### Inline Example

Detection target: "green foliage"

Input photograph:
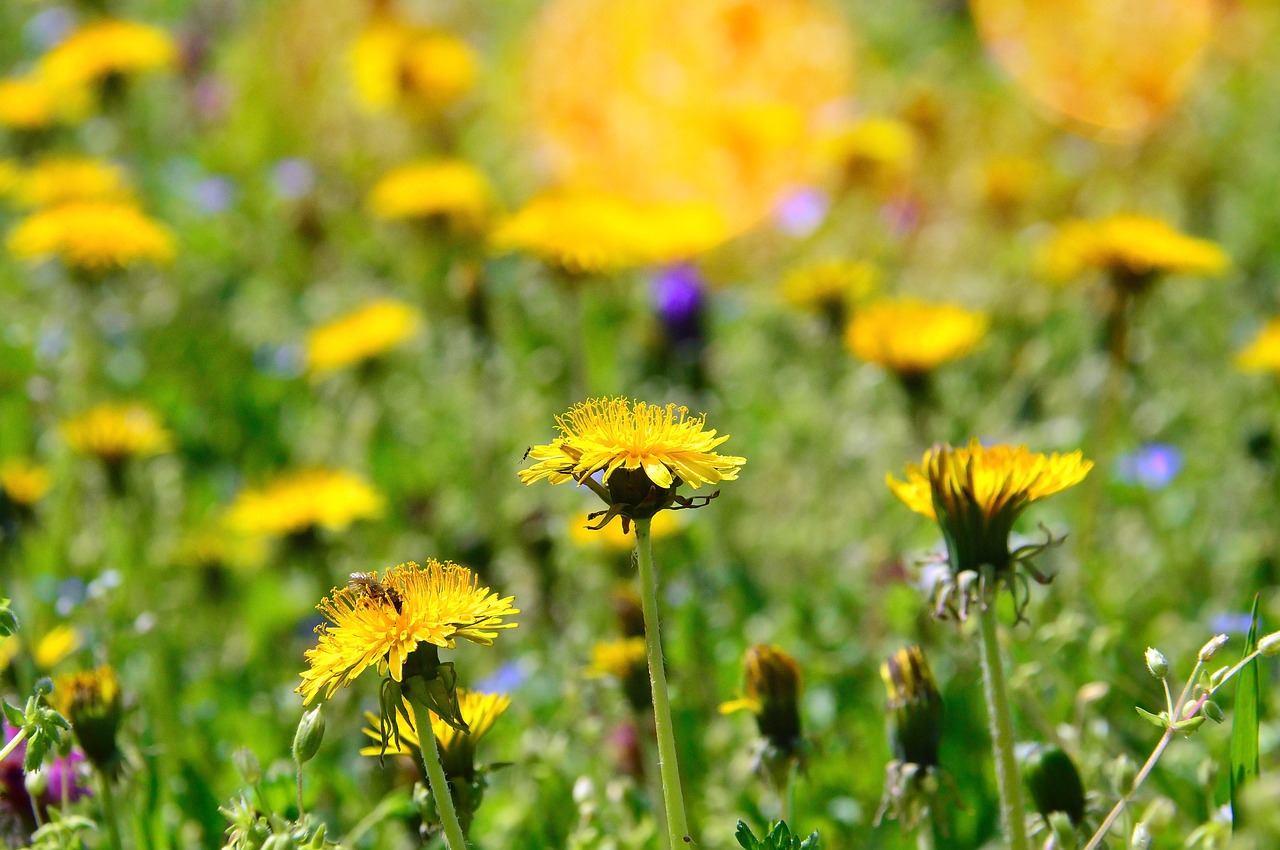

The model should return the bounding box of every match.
[734,820,821,850]
[1230,596,1263,829]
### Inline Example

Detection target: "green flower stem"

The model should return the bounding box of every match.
[635,517,692,848]
[411,695,470,850]
[976,600,1029,850]
[0,727,27,763]
[96,770,125,850]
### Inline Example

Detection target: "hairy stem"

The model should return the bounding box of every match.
[976,601,1029,850]
[411,697,470,850]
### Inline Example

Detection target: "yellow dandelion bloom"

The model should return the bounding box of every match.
[719,645,803,754]
[35,625,82,670]
[361,689,510,771]
[1042,214,1228,284]
[11,157,131,209]
[568,508,681,551]
[520,398,745,494]
[174,523,267,571]
[62,403,171,462]
[223,468,383,538]
[819,117,917,190]
[367,160,490,225]
[348,15,476,113]
[492,192,728,275]
[305,299,420,373]
[586,637,647,680]
[0,458,52,506]
[51,665,124,769]
[0,76,61,129]
[7,201,174,271]
[1237,318,1280,373]
[845,299,988,376]
[39,19,177,92]
[781,260,879,312]
[979,155,1041,214]
[298,560,518,705]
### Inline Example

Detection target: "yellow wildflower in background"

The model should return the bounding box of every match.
[11,157,131,208]
[39,19,177,93]
[1042,214,1227,285]
[52,666,124,770]
[7,201,174,271]
[223,468,383,538]
[348,14,476,113]
[361,689,511,764]
[1237,318,1280,373]
[568,509,681,551]
[62,403,171,462]
[782,260,879,313]
[492,192,728,275]
[979,155,1042,215]
[367,160,490,226]
[587,637,648,680]
[0,76,75,130]
[297,560,518,705]
[0,458,52,506]
[305,299,420,373]
[0,626,82,673]
[174,523,267,571]
[819,117,917,191]
[845,299,988,377]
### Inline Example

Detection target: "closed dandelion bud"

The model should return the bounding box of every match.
[1259,631,1280,657]
[724,645,803,755]
[292,706,325,765]
[1198,634,1229,663]
[1144,647,1168,679]
[1047,811,1079,850]
[1131,822,1152,849]
[881,646,943,769]
[52,666,123,772]
[1201,700,1225,724]
[1023,744,1086,827]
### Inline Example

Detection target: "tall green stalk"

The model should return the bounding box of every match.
[411,696,470,850]
[976,601,1029,850]
[635,517,692,848]
[96,771,125,850]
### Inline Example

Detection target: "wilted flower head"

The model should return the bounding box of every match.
[51,666,124,772]
[1042,214,1227,288]
[62,403,171,464]
[348,14,476,113]
[305,299,420,374]
[1236,318,1280,373]
[39,19,176,93]
[881,646,943,770]
[223,468,383,538]
[7,201,174,272]
[367,160,490,227]
[845,299,988,378]
[520,398,745,529]
[719,644,803,756]
[10,157,131,209]
[0,459,52,508]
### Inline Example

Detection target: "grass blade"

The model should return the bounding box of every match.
[1229,594,1262,831]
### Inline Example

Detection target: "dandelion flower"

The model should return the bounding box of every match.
[720,645,804,787]
[11,157,131,209]
[781,259,879,325]
[877,645,944,828]
[224,468,382,538]
[587,637,650,711]
[846,299,988,378]
[0,76,68,130]
[819,117,917,191]
[492,192,728,275]
[51,666,124,771]
[39,19,177,93]
[297,560,518,705]
[62,403,171,463]
[367,160,490,226]
[1237,318,1280,373]
[979,155,1041,215]
[1042,214,1227,287]
[348,15,476,113]
[305,300,420,373]
[361,689,510,768]
[0,459,52,507]
[568,509,681,551]
[8,201,174,271]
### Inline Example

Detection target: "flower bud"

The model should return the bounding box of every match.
[24,767,49,799]
[1047,811,1078,850]
[1198,634,1229,663]
[51,666,123,772]
[1144,648,1168,679]
[1131,822,1152,849]
[722,645,803,755]
[1259,631,1280,657]
[1023,744,1086,827]
[1108,754,1137,796]
[292,706,325,765]
[1201,700,1225,724]
[881,646,943,769]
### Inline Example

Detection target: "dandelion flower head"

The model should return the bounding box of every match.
[361,689,510,773]
[781,259,879,312]
[348,15,476,113]
[62,404,171,462]
[0,75,81,130]
[297,561,518,705]
[10,157,131,209]
[586,637,648,681]
[7,201,174,271]
[0,459,52,507]
[38,19,177,92]
[1042,214,1227,284]
[819,117,917,189]
[224,468,383,538]
[845,299,988,377]
[367,160,490,226]
[305,299,420,373]
[1237,318,1280,373]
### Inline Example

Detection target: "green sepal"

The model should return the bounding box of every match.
[1134,706,1167,728]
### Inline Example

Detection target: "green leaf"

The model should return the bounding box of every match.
[1229,595,1262,832]
[733,821,820,850]
[1134,706,1167,728]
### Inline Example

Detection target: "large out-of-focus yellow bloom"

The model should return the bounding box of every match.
[1236,318,1280,373]
[7,201,174,271]
[298,561,518,705]
[819,117,917,190]
[62,404,172,463]
[367,160,490,226]
[971,0,1212,137]
[224,468,383,538]
[525,0,852,234]
[888,440,1091,574]
[10,157,131,208]
[845,299,988,377]
[348,14,476,113]
[305,300,420,373]
[39,19,177,93]
[0,75,85,129]
[491,192,728,275]
[0,458,52,506]
[1042,214,1228,285]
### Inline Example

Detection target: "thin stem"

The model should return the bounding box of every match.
[0,727,28,763]
[976,600,1030,850]
[96,770,125,850]
[410,697,470,850]
[784,760,796,827]
[295,757,305,818]
[346,793,410,846]
[635,517,692,848]
[1081,730,1172,850]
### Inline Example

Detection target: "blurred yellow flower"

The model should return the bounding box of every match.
[298,560,518,705]
[174,523,267,571]
[0,76,74,130]
[781,260,879,313]
[367,160,490,226]
[845,299,988,377]
[568,508,681,551]
[819,117,917,190]
[492,192,728,275]
[719,644,804,757]
[11,157,131,209]
[979,155,1041,214]
[306,299,420,373]
[62,403,172,463]
[526,0,852,234]
[0,160,18,196]
[586,637,647,680]
[51,665,124,769]
[0,458,52,506]
[1042,214,1228,285]
[34,625,82,669]
[39,19,177,93]
[348,15,476,113]
[361,689,510,768]
[7,201,175,271]
[224,468,383,538]
[1236,318,1280,373]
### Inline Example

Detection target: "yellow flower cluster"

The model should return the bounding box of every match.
[223,468,383,538]
[348,14,476,113]
[1042,214,1227,284]
[62,403,172,462]
[845,299,988,376]
[0,458,52,506]
[367,160,490,226]
[305,299,420,373]
[7,201,174,271]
